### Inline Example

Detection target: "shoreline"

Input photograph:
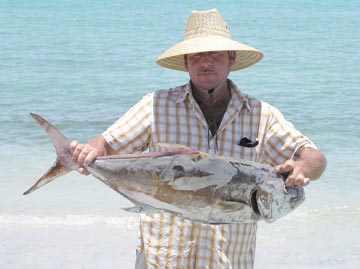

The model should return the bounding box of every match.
[1,210,358,269]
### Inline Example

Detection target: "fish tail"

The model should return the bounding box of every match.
[23,113,74,195]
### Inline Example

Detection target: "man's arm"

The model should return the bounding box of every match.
[276,147,327,187]
[70,135,116,175]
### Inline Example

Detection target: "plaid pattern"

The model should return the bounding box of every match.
[103,80,316,268]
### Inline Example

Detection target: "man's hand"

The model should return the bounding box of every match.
[276,159,311,187]
[276,147,327,187]
[70,140,100,175]
[69,135,114,175]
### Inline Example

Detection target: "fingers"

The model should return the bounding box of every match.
[70,140,98,175]
[83,148,100,168]
[276,160,311,187]
[78,167,90,175]
[285,173,311,187]
[70,140,78,154]
[276,159,294,174]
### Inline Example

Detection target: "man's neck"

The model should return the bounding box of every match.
[191,83,231,109]
[191,81,232,136]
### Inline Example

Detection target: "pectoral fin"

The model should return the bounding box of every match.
[171,177,217,191]
[217,201,249,212]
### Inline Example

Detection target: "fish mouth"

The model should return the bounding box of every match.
[293,187,306,203]
[250,190,261,216]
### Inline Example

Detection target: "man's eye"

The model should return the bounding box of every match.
[209,51,224,57]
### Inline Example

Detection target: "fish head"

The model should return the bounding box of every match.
[255,179,305,223]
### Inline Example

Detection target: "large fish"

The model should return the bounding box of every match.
[24,113,305,223]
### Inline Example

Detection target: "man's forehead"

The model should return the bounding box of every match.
[186,51,232,56]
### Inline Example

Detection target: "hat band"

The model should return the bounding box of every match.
[185,28,231,40]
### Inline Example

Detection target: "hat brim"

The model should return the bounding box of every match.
[156,36,264,72]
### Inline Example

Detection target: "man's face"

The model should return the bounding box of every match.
[184,51,235,91]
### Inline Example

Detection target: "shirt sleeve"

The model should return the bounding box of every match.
[261,102,317,166]
[102,92,154,153]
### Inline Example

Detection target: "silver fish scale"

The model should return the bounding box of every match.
[88,153,303,223]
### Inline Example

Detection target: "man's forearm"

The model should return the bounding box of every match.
[298,147,327,180]
[88,135,117,156]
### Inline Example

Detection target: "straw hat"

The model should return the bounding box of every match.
[156,9,264,72]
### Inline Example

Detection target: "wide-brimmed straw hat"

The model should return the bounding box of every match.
[156,9,264,72]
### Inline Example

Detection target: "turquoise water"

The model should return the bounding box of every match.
[1,1,359,268]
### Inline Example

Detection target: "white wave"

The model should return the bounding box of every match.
[0,214,139,229]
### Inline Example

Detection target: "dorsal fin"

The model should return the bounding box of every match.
[155,143,198,154]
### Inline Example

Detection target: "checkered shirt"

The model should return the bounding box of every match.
[102,80,316,269]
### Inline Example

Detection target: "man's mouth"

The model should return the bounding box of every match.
[199,69,216,75]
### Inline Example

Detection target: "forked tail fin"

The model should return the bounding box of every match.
[23,113,75,195]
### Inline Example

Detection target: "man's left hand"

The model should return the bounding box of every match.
[276,159,311,187]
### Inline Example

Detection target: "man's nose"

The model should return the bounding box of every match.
[200,53,213,66]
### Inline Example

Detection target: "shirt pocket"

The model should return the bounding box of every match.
[231,144,258,161]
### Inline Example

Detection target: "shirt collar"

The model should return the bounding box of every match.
[175,79,251,112]
[175,82,193,104]
[227,79,251,112]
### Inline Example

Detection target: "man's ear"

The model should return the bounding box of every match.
[184,55,189,70]
[229,51,236,67]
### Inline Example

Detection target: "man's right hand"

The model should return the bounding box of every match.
[69,135,116,175]
[70,140,100,175]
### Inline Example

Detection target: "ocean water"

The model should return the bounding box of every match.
[1,0,359,268]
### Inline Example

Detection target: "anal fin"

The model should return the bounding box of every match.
[122,203,158,214]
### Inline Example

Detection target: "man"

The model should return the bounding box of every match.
[71,9,326,269]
